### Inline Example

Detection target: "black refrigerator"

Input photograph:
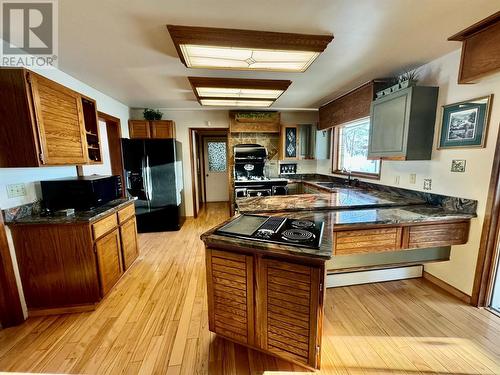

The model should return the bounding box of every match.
[121,138,185,232]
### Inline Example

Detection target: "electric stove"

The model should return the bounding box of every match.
[215,214,324,249]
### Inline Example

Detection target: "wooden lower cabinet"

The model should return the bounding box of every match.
[120,217,139,270]
[206,248,325,369]
[10,202,138,314]
[333,221,470,255]
[96,228,123,296]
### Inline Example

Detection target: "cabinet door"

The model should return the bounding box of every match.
[206,249,254,346]
[129,120,151,139]
[120,217,139,270]
[281,125,299,159]
[257,258,324,368]
[29,73,88,165]
[368,89,411,158]
[95,228,123,296]
[151,120,175,139]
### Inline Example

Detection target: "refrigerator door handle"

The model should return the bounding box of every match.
[146,155,153,201]
[142,156,149,200]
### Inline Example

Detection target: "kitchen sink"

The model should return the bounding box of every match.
[315,181,349,189]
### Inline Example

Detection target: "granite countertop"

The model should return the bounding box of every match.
[236,189,424,213]
[6,198,135,225]
[201,205,476,261]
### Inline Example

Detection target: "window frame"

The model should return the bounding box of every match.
[331,117,381,180]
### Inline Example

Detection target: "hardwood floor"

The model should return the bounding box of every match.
[0,202,499,374]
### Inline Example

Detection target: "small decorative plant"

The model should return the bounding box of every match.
[143,108,163,121]
[398,69,419,88]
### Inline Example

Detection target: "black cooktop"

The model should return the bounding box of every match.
[215,214,324,249]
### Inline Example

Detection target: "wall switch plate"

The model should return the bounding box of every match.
[6,183,27,198]
[409,173,416,184]
[394,176,400,185]
[423,179,432,191]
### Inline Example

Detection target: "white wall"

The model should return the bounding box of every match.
[318,49,500,295]
[130,109,319,216]
[0,67,130,209]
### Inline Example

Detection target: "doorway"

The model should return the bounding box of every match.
[189,128,229,218]
[203,137,229,203]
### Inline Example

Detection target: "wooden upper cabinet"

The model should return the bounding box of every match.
[0,68,100,167]
[129,120,151,138]
[151,120,175,138]
[448,12,500,83]
[29,73,88,165]
[129,120,176,139]
[95,228,123,296]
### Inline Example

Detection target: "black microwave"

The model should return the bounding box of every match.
[41,175,123,211]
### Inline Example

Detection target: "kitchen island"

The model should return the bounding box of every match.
[201,186,476,369]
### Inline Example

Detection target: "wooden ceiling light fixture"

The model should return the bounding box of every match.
[188,77,292,107]
[167,25,333,72]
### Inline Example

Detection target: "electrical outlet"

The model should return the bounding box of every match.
[6,183,27,198]
[423,179,432,191]
[394,176,400,185]
[409,173,416,184]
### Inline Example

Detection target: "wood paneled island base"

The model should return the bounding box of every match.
[204,246,326,370]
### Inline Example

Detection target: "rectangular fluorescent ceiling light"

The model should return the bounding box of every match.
[200,99,274,107]
[188,77,292,108]
[196,87,284,99]
[180,45,319,72]
[167,25,333,72]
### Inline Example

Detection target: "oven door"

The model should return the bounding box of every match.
[246,189,272,197]
[272,185,288,196]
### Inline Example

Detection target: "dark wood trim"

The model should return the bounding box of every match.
[167,25,333,67]
[331,123,381,180]
[97,111,120,123]
[448,11,500,41]
[0,212,25,327]
[188,128,198,218]
[423,271,471,304]
[472,122,500,307]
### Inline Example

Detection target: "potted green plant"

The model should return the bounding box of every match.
[398,69,419,89]
[143,108,163,121]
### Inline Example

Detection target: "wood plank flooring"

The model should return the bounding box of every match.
[0,202,499,374]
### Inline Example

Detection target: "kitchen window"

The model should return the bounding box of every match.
[332,117,381,178]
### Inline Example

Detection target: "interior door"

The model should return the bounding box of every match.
[204,137,229,202]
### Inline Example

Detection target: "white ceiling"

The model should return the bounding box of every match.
[58,0,499,110]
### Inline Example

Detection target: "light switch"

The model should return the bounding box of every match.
[394,176,400,185]
[409,173,416,184]
[6,183,27,198]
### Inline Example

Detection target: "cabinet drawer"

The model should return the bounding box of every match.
[92,214,118,240]
[117,204,135,224]
[334,227,402,255]
[406,222,469,249]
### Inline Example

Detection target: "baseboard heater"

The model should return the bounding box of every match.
[325,246,450,288]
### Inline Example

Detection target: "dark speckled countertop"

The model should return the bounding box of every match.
[201,205,476,260]
[236,189,424,214]
[6,198,135,225]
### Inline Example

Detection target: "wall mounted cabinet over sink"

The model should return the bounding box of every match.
[0,68,102,167]
[368,86,439,160]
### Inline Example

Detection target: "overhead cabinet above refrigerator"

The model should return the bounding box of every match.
[122,139,185,232]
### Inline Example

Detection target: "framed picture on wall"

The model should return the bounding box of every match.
[438,94,493,149]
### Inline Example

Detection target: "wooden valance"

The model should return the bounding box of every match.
[448,11,500,84]
[229,111,281,133]
[318,80,390,130]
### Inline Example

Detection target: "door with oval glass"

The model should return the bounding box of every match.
[203,137,229,202]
